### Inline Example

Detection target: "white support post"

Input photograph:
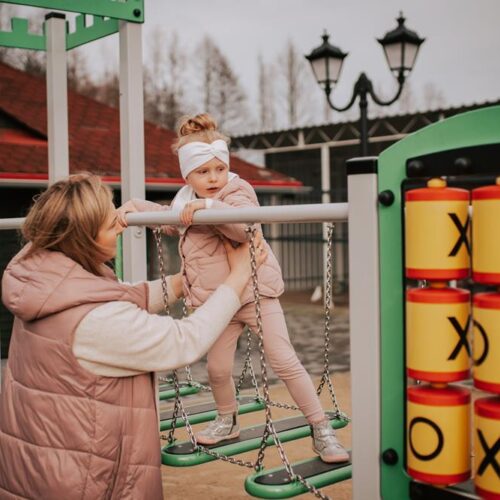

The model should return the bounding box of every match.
[347,168,381,500]
[321,144,331,305]
[119,21,147,282]
[45,13,69,184]
[268,194,281,262]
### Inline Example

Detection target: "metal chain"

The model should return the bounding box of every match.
[153,228,186,443]
[181,299,196,385]
[248,224,332,500]
[246,225,293,477]
[154,228,170,316]
[235,326,262,400]
[315,223,348,421]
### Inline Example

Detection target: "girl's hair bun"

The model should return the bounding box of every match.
[178,113,217,137]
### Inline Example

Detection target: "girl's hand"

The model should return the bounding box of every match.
[116,200,138,228]
[180,200,206,226]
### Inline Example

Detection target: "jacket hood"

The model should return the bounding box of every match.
[2,244,122,322]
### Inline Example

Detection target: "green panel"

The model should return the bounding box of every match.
[0,17,45,50]
[160,398,265,431]
[161,417,348,467]
[115,234,123,280]
[245,458,352,499]
[66,14,118,50]
[2,0,144,22]
[159,382,201,401]
[377,105,500,500]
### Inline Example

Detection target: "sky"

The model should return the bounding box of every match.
[138,0,500,112]
[11,0,500,128]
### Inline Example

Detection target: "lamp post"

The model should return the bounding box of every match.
[306,14,425,156]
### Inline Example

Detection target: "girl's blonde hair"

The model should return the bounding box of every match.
[22,173,114,276]
[172,113,230,153]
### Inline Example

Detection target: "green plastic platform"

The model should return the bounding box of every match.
[159,381,201,401]
[161,412,348,467]
[160,395,265,431]
[245,455,352,499]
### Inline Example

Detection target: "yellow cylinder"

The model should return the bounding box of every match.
[473,293,500,394]
[406,285,471,382]
[407,385,471,485]
[474,398,500,499]
[405,179,470,281]
[472,179,500,284]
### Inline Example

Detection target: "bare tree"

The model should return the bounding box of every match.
[257,53,277,131]
[143,28,188,129]
[67,49,96,94]
[423,82,446,110]
[195,35,251,134]
[396,80,417,114]
[276,39,318,128]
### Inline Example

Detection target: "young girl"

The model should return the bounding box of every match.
[118,114,348,463]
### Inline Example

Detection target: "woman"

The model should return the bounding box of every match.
[0,173,267,500]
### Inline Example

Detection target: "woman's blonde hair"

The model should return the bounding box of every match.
[22,173,114,276]
[172,113,230,153]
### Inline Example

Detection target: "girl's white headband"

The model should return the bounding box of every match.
[178,140,230,179]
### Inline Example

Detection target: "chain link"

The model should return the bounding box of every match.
[315,223,349,421]
[235,326,262,400]
[248,224,335,500]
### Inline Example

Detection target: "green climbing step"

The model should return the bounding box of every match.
[159,396,265,431]
[244,455,352,499]
[159,381,202,401]
[161,412,348,467]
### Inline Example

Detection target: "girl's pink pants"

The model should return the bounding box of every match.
[207,298,325,423]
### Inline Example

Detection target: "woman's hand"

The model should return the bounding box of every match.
[221,233,268,298]
[116,200,138,228]
[170,272,184,299]
[180,200,206,226]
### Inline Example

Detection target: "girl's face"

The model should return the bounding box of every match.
[96,204,124,262]
[186,157,229,198]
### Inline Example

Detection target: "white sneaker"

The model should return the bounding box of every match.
[195,412,240,445]
[311,419,349,463]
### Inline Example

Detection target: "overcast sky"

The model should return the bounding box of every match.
[14,0,500,127]
[136,0,500,112]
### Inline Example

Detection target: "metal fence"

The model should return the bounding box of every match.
[258,191,349,293]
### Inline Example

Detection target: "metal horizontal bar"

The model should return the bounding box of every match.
[126,203,348,226]
[0,218,24,230]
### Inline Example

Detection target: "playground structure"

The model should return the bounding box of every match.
[0,2,499,499]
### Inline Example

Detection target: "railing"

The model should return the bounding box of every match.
[125,203,348,225]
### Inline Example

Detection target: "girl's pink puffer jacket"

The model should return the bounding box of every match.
[133,176,284,308]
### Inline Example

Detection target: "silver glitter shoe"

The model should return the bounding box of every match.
[195,412,240,445]
[311,419,349,463]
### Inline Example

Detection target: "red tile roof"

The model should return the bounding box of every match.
[0,62,301,189]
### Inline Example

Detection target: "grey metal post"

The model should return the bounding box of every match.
[347,158,381,500]
[45,13,69,184]
[119,21,147,282]
[321,144,331,305]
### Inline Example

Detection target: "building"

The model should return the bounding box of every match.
[0,61,303,358]
[232,99,500,293]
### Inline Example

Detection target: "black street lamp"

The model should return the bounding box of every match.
[306,14,425,156]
